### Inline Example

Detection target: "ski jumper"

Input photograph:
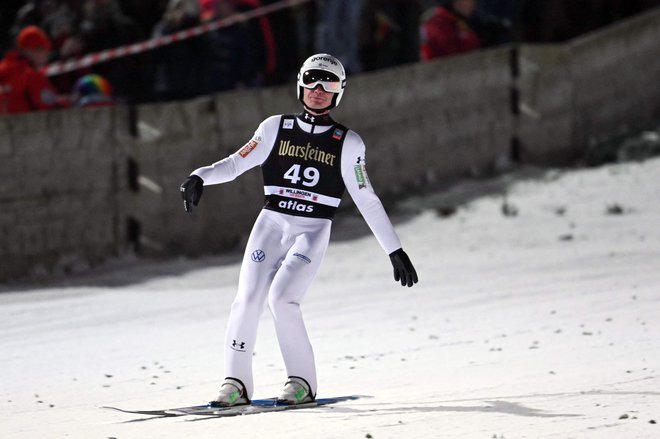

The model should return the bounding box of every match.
[192,113,402,398]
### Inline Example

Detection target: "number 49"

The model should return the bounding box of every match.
[283,164,320,187]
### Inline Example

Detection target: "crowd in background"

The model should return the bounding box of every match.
[1,0,659,114]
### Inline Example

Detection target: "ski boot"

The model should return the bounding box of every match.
[209,377,250,407]
[276,376,315,405]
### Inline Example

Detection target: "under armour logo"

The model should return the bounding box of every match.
[304,113,315,123]
[251,250,265,262]
[231,340,246,351]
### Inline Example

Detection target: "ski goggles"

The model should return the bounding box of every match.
[300,69,344,93]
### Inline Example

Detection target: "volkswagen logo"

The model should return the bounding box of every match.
[251,250,265,262]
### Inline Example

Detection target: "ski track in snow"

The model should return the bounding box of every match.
[1,158,659,438]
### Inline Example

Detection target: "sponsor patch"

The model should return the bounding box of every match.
[332,128,344,140]
[278,199,314,213]
[283,119,294,129]
[251,249,265,262]
[353,164,367,189]
[278,140,336,166]
[239,139,259,158]
[274,188,323,204]
[311,56,338,66]
[281,188,313,199]
[230,339,246,352]
[293,252,312,264]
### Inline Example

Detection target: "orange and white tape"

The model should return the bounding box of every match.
[45,0,310,77]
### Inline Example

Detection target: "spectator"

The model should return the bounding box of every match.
[315,0,363,74]
[118,0,168,36]
[0,25,68,114]
[235,0,281,86]
[152,0,209,100]
[199,0,215,21]
[261,0,308,84]
[43,2,81,59]
[10,1,43,41]
[73,73,114,107]
[361,0,422,71]
[79,0,145,101]
[43,2,87,94]
[420,0,480,61]
[203,0,265,92]
[473,0,515,47]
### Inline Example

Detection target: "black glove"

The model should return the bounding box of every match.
[180,175,204,213]
[389,248,418,288]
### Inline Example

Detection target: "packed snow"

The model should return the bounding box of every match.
[1,158,659,438]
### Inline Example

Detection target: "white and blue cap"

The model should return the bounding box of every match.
[297,53,346,110]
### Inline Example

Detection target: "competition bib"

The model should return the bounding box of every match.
[261,115,348,219]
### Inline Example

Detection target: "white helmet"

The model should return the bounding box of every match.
[297,53,346,110]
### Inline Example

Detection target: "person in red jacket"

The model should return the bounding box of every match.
[0,25,63,114]
[420,0,481,60]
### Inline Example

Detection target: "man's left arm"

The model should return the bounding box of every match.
[341,131,418,287]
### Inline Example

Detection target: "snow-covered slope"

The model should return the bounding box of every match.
[1,158,659,438]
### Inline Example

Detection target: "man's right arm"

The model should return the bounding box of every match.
[180,115,279,212]
[191,115,280,184]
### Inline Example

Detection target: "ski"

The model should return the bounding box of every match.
[170,395,361,417]
[103,395,361,418]
[102,405,204,417]
[102,400,276,417]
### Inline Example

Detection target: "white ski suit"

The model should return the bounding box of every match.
[192,112,402,398]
